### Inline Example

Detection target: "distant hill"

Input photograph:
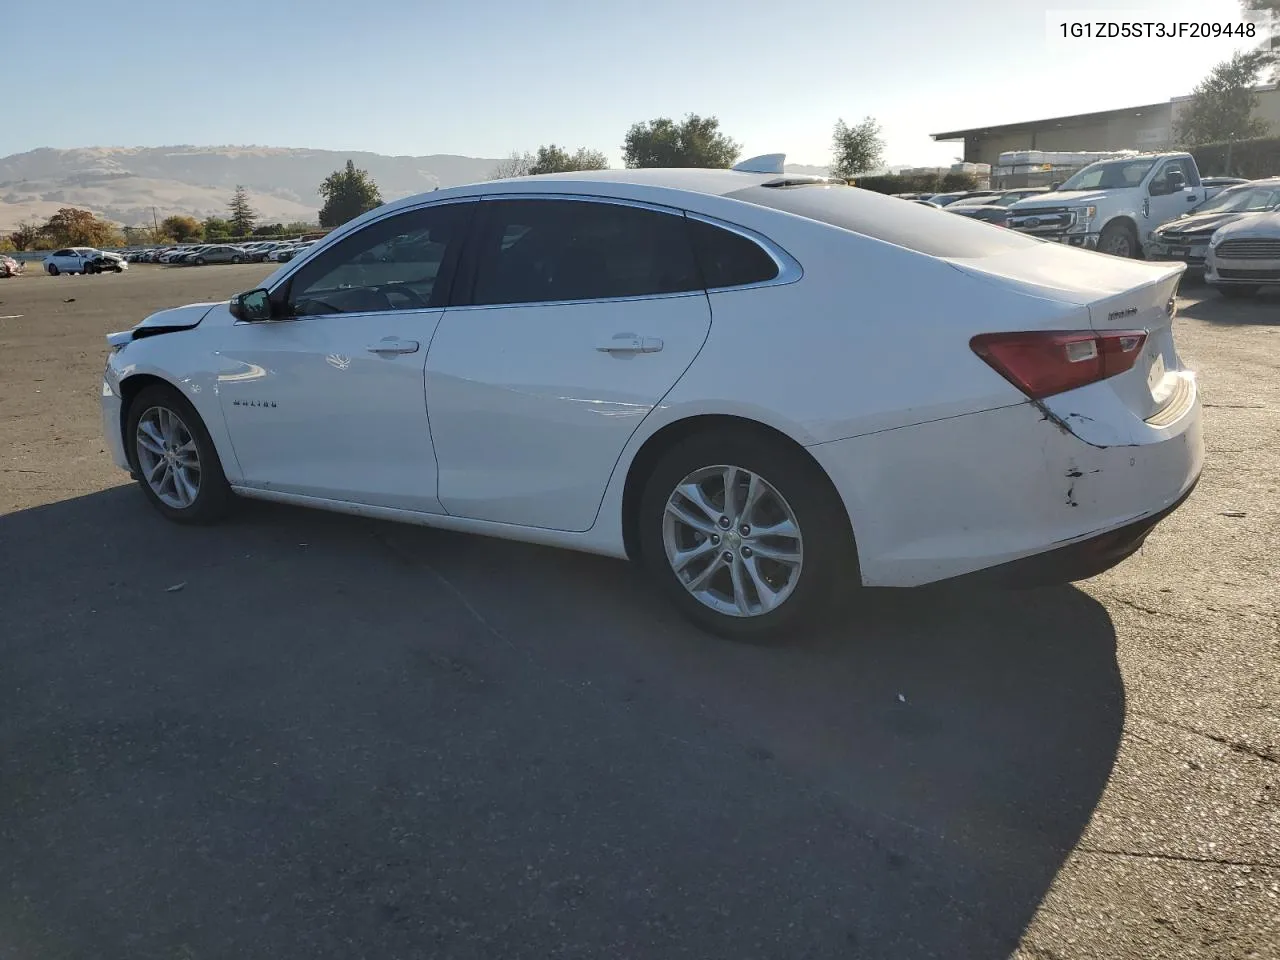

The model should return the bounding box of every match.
[0,146,505,230]
[0,147,836,231]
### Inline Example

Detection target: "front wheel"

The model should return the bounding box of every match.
[231,255,243,264]
[1218,285,1258,299]
[193,257,206,265]
[126,385,232,524]
[637,430,856,643]
[1098,221,1140,259]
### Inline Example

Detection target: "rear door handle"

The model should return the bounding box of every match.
[596,333,663,354]
[366,337,420,355]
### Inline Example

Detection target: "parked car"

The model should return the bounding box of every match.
[947,204,1012,226]
[244,242,281,263]
[1146,179,1280,269]
[189,245,249,265]
[158,247,194,263]
[1202,176,1250,199]
[954,188,1049,208]
[927,190,1001,207]
[0,254,23,277]
[1205,210,1280,298]
[101,158,1202,641]
[1007,152,1208,258]
[43,247,128,275]
[270,243,301,262]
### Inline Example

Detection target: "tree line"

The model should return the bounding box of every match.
[486,114,888,181]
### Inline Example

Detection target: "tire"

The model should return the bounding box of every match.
[47,264,59,276]
[1218,285,1258,299]
[194,257,206,266]
[231,256,243,264]
[114,265,124,273]
[84,263,97,275]
[637,429,857,643]
[1098,220,1140,259]
[125,384,232,524]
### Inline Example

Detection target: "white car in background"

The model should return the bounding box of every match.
[43,247,128,275]
[100,159,1203,641]
[1204,211,1280,299]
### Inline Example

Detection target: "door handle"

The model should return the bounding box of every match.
[596,333,663,354]
[1187,194,1197,202]
[366,337,420,355]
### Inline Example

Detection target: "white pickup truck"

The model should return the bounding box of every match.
[1006,152,1208,258]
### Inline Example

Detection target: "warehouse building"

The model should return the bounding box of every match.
[932,86,1280,166]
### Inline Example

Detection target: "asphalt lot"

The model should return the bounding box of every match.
[0,263,1277,960]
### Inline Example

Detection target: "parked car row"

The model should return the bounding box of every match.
[901,160,1280,298]
[124,239,319,265]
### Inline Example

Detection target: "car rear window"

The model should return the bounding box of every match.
[726,183,1041,258]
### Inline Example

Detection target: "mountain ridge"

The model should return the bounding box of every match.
[0,145,832,231]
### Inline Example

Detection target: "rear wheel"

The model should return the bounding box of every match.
[47,264,59,276]
[1098,220,1140,259]
[126,385,232,524]
[637,430,856,643]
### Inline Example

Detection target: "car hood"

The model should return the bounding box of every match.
[1008,190,1108,210]
[1212,211,1280,240]
[136,302,221,331]
[1154,210,1253,237]
[98,251,125,261]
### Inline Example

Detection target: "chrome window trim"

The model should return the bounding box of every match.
[266,191,804,310]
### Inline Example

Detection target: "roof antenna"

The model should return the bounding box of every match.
[732,154,786,174]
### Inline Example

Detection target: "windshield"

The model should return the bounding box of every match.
[1058,158,1158,191]
[1191,184,1280,215]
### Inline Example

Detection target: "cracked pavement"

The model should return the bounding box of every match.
[0,265,1276,959]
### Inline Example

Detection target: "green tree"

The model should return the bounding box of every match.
[161,215,203,242]
[7,220,41,251]
[1175,50,1274,146]
[228,185,256,235]
[318,159,383,228]
[203,216,233,240]
[527,144,609,174]
[830,117,885,179]
[40,208,122,247]
[622,114,741,169]
[283,220,318,234]
[253,223,284,237]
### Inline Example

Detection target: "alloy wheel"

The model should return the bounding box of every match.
[662,464,804,618]
[135,406,202,509]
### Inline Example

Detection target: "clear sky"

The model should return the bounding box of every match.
[0,0,1269,167]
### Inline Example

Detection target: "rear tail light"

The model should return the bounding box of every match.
[970,329,1148,400]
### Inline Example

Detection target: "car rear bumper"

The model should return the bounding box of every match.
[946,473,1200,588]
[808,388,1204,588]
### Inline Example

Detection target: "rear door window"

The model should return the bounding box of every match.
[467,199,701,306]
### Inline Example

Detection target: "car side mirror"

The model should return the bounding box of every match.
[1166,170,1186,193]
[1048,181,1061,191]
[229,288,272,322]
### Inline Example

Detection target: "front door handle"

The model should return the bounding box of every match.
[366,337,419,355]
[596,333,664,354]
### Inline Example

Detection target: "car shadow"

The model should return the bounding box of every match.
[1178,287,1280,325]
[0,488,1124,959]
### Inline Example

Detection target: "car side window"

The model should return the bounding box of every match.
[469,199,701,306]
[283,203,473,317]
[686,218,779,288]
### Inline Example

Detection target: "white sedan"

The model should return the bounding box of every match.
[44,247,128,275]
[100,158,1203,641]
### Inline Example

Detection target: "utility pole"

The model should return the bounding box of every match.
[152,206,160,242]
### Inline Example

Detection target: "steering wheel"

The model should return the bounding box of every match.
[370,284,430,309]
